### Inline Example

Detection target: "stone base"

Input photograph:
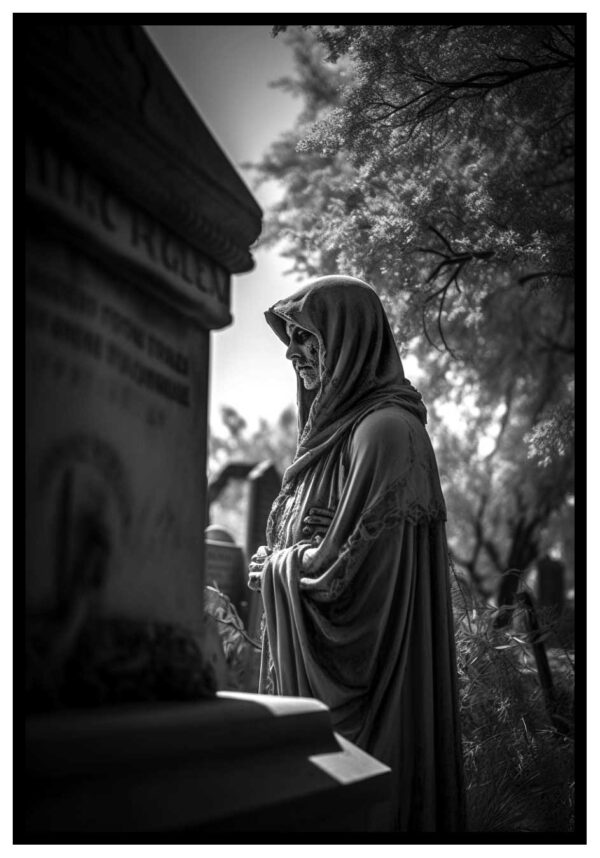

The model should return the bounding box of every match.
[23,691,392,834]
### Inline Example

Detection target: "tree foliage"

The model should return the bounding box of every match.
[249,24,576,603]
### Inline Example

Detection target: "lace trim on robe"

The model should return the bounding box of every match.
[299,462,447,603]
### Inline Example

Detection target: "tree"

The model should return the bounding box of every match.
[250,24,576,607]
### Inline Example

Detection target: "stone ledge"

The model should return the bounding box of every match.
[24,691,392,833]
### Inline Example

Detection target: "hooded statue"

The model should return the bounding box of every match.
[248,275,465,832]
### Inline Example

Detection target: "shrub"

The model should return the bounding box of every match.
[452,573,575,832]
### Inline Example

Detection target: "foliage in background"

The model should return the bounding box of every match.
[204,585,261,692]
[248,24,576,605]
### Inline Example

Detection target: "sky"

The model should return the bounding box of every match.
[145,25,306,433]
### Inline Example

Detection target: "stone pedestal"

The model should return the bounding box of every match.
[24,693,392,834]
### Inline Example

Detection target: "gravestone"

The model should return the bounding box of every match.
[206,459,282,637]
[24,23,261,707]
[205,525,248,620]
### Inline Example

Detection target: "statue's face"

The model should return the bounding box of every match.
[285,322,321,390]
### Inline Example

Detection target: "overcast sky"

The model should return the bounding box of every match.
[146,24,304,432]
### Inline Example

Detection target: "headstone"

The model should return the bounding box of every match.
[205,525,248,620]
[24,23,262,708]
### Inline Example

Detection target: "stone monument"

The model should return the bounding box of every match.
[24,24,262,708]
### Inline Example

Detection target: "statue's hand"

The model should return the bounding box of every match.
[249,544,272,574]
[302,506,335,546]
[301,545,318,570]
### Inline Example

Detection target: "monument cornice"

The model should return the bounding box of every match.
[24,24,262,276]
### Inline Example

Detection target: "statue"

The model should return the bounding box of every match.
[248,275,465,832]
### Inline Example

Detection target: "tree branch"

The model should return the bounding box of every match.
[483,381,515,463]
[428,223,455,254]
[552,24,575,49]
[418,226,494,356]
[518,270,573,285]
[483,538,504,572]
[426,59,574,92]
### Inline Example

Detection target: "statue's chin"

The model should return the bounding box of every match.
[300,375,319,390]
[298,369,319,390]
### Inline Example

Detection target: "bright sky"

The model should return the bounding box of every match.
[146,25,305,432]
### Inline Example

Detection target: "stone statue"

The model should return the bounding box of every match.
[248,275,465,832]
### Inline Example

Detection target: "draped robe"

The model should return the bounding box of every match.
[248,276,465,832]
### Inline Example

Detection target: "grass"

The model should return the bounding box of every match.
[451,575,575,832]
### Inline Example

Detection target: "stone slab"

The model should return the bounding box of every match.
[23,692,392,834]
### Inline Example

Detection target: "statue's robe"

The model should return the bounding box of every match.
[249,276,465,832]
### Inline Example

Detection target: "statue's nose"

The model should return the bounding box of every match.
[286,340,301,361]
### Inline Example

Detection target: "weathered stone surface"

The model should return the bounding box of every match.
[24,24,262,284]
[24,692,392,833]
[24,23,262,704]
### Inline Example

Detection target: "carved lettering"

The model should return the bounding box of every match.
[74,170,98,219]
[106,341,190,407]
[50,315,103,359]
[180,245,195,285]
[26,138,230,317]
[99,188,117,232]
[101,305,146,351]
[161,234,180,274]
[146,333,189,377]
[27,266,192,410]
[28,268,99,319]
[130,210,156,260]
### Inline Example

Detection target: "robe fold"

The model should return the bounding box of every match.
[249,275,465,832]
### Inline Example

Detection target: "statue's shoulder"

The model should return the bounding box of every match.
[352,406,445,516]
[350,405,419,455]
[355,404,419,435]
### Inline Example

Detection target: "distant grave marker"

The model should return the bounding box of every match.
[204,525,248,621]
[206,459,282,639]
